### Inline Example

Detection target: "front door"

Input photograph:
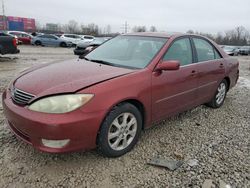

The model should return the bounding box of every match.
[152,37,198,122]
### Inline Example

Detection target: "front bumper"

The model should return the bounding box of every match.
[1,48,20,55]
[2,90,106,153]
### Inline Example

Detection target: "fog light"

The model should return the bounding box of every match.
[41,139,70,149]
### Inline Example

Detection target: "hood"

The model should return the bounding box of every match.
[14,59,135,98]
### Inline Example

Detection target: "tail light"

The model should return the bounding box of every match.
[12,38,17,47]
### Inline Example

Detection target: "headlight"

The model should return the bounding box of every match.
[28,94,94,113]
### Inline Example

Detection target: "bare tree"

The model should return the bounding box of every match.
[222,26,249,45]
[186,30,194,34]
[35,21,44,32]
[149,26,157,32]
[132,26,147,32]
[81,23,99,36]
[66,20,79,33]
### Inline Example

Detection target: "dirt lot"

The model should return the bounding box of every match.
[0,46,249,188]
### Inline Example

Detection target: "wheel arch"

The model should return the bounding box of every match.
[224,76,231,91]
[96,98,146,145]
[122,99,146,130]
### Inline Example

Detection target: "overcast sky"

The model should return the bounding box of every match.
[4,0,250,33]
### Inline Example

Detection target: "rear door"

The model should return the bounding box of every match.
[40,35,50,45]
[152,37,198,121]
[20,34,31,44]
[191,37,225,104]
[49,35,59,46]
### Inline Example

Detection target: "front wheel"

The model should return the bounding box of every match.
[60,42,67,47]
[97,103,142,157]
[206,79,228,108]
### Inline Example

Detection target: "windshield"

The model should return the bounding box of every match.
[85,35,167,69]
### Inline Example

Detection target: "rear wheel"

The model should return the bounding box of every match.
[35,40,42,46]
[206,79,228,108]
[97,103,142,157]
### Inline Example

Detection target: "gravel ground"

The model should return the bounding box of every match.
[0,46,249,188]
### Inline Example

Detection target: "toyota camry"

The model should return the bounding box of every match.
[2,33,239,157]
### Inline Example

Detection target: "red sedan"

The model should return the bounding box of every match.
[8,31,33,45]
[2,33,239,157]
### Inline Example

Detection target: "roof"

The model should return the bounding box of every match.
[124,32,183,38]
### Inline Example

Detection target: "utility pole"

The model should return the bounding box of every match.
[2,0,6,30]
[124,21,128,34]
[121,21,129,34]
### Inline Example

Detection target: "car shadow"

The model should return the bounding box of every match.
[0,56,18,63]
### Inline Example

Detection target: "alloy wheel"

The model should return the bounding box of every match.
[108,112,137,151]
[216,82,226,105]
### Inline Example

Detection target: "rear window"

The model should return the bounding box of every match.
[84,36,94,39]
[0,33,9,36]
[193,38,221,62]
[64,35,74,38]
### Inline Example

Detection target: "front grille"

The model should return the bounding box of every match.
[11,88,35,105]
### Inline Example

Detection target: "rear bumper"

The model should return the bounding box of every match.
[2,89,106,153]
[1,48,20,55]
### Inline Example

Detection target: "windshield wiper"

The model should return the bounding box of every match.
[86,58,138,69]
[88,59,115,66]
[81,56,90,61]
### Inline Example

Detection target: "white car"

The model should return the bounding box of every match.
[60,34,83,45]
[80,35,95,42]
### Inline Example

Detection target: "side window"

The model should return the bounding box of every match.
[214,49,221,59]
[193,38,221,61]
[65,35,74,38]
[85,36,94,39]
[46,35,53,39]
[163,38,193,66]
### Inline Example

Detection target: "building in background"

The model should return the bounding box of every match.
[46,23,59,32]
[0,15,36,32]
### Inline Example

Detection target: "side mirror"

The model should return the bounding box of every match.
[155,60,180,71]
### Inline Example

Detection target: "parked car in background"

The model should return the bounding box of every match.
[74,37,108,56]
[2,33,239,157]
[1,32,19,45]
[60,34,83,46]
[55,34,63,38]
[7,31,33,45]
[80,35,95,42]
[0,32,20,55]
[239,46,250,55]
[31,34,72,47]
[31,32,44,37]
[222,46,239,56]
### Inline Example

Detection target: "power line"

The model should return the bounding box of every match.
[121,21,130,34]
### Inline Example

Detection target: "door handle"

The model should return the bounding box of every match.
[190,70,197,77]
[219,63,224,68]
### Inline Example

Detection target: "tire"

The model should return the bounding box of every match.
[97,103,142,157]
[206,79,228,108]
[35,40,42,46]
[60,42,67,47]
